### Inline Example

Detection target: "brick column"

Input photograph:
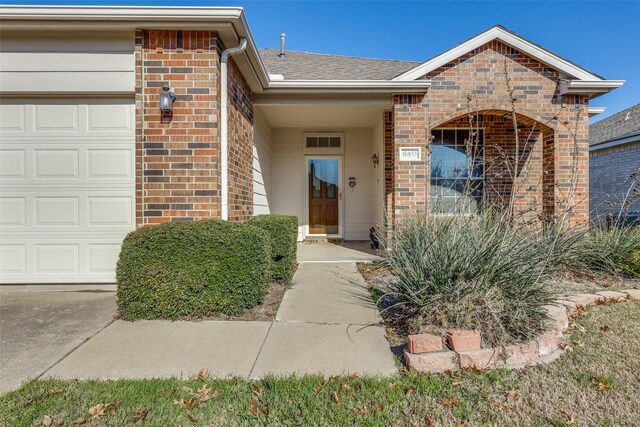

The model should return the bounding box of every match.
[135,30,221,226]
[554,95,590,227]
[392,94,428,224]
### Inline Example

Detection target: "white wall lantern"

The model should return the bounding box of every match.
[159,84,176,113]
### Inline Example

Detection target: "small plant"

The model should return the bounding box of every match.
[572,225,640,278]
[382,212,558,347]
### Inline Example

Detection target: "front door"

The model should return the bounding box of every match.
[307,158,340,235]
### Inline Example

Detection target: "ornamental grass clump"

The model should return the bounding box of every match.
[574,225,640,278]
[382,212,558,347]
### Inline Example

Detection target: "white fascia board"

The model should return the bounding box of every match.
[265,80,431,94]
[588,106,606,117]
[559,80,625,95]
[0,5,245,21]
[393,26,601,82]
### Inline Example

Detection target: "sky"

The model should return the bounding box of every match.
[7,0,640,123]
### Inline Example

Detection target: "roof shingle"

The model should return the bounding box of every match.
[259,48,419,81]
[590,103,640,146]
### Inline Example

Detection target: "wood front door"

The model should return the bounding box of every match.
[307,158,340,235]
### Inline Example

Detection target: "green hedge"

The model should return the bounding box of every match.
[247,214,298,285]
[116,220,272,320]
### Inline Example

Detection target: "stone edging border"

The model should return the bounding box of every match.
[404,289,640,373]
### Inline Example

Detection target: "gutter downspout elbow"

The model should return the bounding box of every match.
[220,37,247,221]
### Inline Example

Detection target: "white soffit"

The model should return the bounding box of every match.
[393,26,604,82]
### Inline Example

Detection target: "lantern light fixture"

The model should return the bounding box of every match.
[372,153,380,168]
[159,83,176,113]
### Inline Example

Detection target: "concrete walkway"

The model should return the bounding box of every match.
[40,261,396,383]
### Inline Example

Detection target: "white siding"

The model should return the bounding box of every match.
[253,111,273,215]
[373,115,385,231]
[0,30,135,94]
[0,98,135,283]
[271,128,377,241]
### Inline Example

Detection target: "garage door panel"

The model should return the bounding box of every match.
[0,98,134,283]
[0,149,25,179]
[0,104,25,131]
[34,149,79,179]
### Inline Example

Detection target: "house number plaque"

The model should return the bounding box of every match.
[398,147,421,162]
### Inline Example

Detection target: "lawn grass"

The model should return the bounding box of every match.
[2,301,639,426]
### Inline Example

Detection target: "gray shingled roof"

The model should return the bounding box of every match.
[260,48,420,80]
[590,103,640,147]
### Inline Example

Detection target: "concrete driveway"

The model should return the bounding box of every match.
[0,288,116,393]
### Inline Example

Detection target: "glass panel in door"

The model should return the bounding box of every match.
[308,159,339,235]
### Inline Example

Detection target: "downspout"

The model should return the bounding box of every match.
[219,38,247,220]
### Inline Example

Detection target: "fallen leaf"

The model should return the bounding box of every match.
[173,398,200,411]
[352,406,368,414]
[71,417,86,426]
[561,409,574,423]
[187,414,199,423]
[592,377,611,391]
[130,409,148,423]
[313,385,323,394]
[600,325,610,332]
[451,381,463,387]
[426,415,435,427]
[48,389,62,396]
[491,399,508,411]
[341,383,352,392]
[108,400,122,415]
[406,386,416,399]
[42,415,52,426]
[332,391,341,404]
[192,369,209,381]
[441,396,461,407]
[89,403,108,419]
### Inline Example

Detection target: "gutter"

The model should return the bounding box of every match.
[264,80,431,94]
[219,38,247,221]
[559,79,625,98]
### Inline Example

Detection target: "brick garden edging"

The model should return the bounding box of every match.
[404,289,640,373]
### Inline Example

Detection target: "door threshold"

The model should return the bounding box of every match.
[303,237,343,244]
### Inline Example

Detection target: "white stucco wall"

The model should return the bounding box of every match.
[252,110,273,215]
[271,127,377,241]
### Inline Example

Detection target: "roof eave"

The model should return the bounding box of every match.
[264,80,431,94]
[392,26,603,82]
[559,80,625,98]
[590,131,640,151]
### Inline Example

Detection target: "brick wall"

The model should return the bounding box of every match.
[390,40,589,227]
[136,30,221,226]
[590,141,640,222]
[227,58,254,222]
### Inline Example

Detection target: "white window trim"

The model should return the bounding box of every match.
[302,132,344,155]
[430,127,485,216]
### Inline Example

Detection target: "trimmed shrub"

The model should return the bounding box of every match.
[382,212,556,347]
[116,220,272,320]
[247,214,298,285]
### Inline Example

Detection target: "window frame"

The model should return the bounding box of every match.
[429,127,485,216]
[302,132,344,155]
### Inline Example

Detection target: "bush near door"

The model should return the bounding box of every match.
[116,220,272,320]
[247,215,298,285]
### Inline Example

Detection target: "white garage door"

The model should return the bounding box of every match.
[0,98,135,283]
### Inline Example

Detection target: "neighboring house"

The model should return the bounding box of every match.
[0,6,624,284]
[589,103,640,225]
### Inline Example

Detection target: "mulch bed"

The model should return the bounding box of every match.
[181,282,287,322]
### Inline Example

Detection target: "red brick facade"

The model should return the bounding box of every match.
[227,59,254,222]
[134,30,254,226]
[387,40,589,230]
